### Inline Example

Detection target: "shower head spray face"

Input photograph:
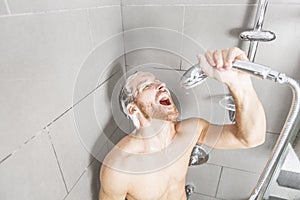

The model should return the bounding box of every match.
[180,64,208,89]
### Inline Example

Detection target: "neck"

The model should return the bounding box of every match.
[134,119,176,151]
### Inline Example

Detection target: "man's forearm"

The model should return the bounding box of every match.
[227,77,266,147]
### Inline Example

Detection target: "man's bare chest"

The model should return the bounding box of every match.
[126,151,190,200]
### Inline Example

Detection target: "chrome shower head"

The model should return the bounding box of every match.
[180,64,207,89]
[180,59,285,89]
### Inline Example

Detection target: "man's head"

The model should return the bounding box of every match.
[120,71,178,128]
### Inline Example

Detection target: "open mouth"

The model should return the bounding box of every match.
[159,96,172,106]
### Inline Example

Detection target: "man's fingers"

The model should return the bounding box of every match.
[213,50,224,70]
[222,48,232,69]
[227,47,248,63]
[204,51,215,66]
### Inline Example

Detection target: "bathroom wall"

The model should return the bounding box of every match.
[0,0,125,199]
[0,0,299,200]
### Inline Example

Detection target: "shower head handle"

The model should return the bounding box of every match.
[233,60,271,79]
[180,59,285,89]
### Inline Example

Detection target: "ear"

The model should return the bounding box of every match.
[127,103,138,115]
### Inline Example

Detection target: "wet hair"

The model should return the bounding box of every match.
[119,72,141,128]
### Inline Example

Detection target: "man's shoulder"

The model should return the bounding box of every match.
[103,134,142,167]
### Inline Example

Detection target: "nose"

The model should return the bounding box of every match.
[157,82,166,91]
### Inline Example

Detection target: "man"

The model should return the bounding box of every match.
[99,47,266,200]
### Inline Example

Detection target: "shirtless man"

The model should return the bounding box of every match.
[99,47,266,200]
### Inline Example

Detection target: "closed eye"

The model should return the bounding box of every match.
[142,84,151,90]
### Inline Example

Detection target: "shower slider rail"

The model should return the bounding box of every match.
[249,74,300,200]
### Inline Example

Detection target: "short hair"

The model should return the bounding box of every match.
[119,72,139,118]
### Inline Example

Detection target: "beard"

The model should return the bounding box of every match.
[137,101,179,122]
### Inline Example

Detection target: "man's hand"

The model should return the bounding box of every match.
[197,47,251,86]
[196,47,266,149]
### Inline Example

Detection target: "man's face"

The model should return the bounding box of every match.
[127,72,178,122]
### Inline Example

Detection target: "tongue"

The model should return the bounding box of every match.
[160,99,171,106]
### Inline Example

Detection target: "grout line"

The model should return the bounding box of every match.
[207,161,262,175]
[123,4,258,7]
[62,167,87,200]
[62,158,97,200]
[45,107,73,128]
[3,0,11,14]
[71,69,119,109]
[179,5,185,71]
[0,130,43,165]
[0,68,119,167]
[0,5,120,18]
[152,66,186,72]
[85,9,95,49]
[45,127,69,193]
[222,165,261,175]
[120,0,128,76]
[192,191,226,200]
[0,153,13,165]
[47,69,119,129]
[267,131,280,135]
[215,166,223,198]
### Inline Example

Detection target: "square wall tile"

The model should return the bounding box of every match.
[49,111,97,191]
[64,159,101,200]
[73,35,125,103]
[184,5,256,50]
[186,163,222,196]
[125,48,181,70]
[122,5,184,31]
[0,11,91,161]
[8,0,119,14]
[0,130,66,200]
[124,27,182,58]
[88,6,123,46]
[216,167,260,200]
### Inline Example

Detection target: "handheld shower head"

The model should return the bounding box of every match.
[180,59,286,89]
[180,64,207,89]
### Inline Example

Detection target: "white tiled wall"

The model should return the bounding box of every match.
[0,1,124,200]
[48,112,93,191]
[0,9,92,162]
[88,6,123,46]
[0,130,67,200]
[216,167,260,200]
[1,1,299,200]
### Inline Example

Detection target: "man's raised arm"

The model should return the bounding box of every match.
[198,47,266,149]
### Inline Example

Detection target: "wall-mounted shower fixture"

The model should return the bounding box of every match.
[185,184,195,200]
[188,144,209,166]
[240,30,275,42]
[228,0,276,123]
[240,0,276,62]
